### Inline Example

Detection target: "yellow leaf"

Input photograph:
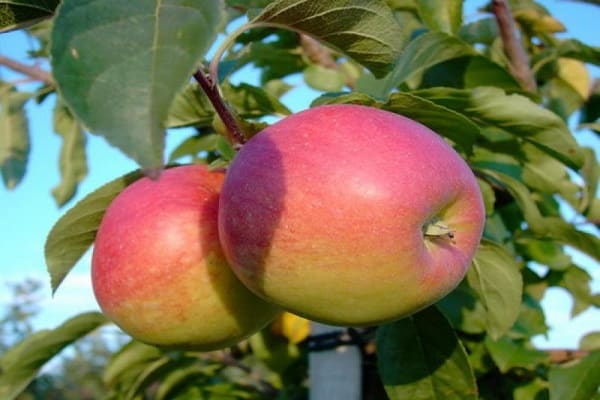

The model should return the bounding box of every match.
[271,312,310,344]
[558,58,591,100]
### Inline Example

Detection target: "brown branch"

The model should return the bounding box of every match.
[491,0,537,93]
[299,34,356,89]
[193,68,246,146]
[0,54,54,86]
[546,349,589,364]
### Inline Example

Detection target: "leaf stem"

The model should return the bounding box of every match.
[491,0,537,93]
[0,54,54,86]
[192,68,246,146]
[208,21,255,84]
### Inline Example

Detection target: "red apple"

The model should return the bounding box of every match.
[218,104,485,326]
[92,165,280,350]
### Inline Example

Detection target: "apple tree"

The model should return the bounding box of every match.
[0,0,599,399]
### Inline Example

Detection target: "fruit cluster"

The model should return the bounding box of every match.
[91,105,485,350]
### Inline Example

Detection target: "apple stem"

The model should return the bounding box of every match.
[193,68,247,146]
[424,220,456,241]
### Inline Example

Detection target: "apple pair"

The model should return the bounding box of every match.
[92,105,485,350]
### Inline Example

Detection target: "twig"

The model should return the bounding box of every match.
[546,349,589,364]
[491,0,537,92]
[0,54,54,86]
[299,34,356,89]
[192,68,246,146]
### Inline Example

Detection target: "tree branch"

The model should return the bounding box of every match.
[299,34,356,89]
[0,54,54,86]
[491,0,537,93]
[193,68,246,146]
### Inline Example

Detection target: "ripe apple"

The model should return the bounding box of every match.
[92,165,280,350]
[218,104,485,326]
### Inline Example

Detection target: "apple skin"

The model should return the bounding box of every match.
[218,104,485,326]
[92,165,280,350]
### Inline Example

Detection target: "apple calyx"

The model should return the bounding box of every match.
[423,219,456,241]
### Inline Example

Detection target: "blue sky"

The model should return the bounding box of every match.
[0,0,598,349]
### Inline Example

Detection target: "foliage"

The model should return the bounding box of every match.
[0,0,599,399]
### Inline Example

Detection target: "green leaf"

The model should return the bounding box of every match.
[0,83,30,189]
[381,31,476,95]
[0,0,59,32]
[45,169,145,293]
[436,281,487,334]
[252,0,404,78]
[521,144,581,209]
[51,0,226,172]
[167,133,219,163]
[478,169,600,261]
[384,92,479,154]
[581,147,599,216]
[485,336,548,373]
[549,351,600,400]
[222,81,292,118]
[0,312,107,400]
[376,306,477,400]
[511,294,549,338]
[415,0,462,35]
[166,84,215,129]
[458,17,498,45]
[303,64,345,92]
[516,238,571,271]
[51,100,88,207]
[580,332,600,352]
[513,378,549,400]
[104,340,163,387]
[416,86,584,169]
[552,266,595,317]
[533,39,600,72]
[468,241,523,340]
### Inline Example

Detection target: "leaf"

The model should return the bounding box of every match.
[415,0,462,35]
[436,281,487,334]
[478,169,600,261]
[0,0,59,32]
[376,306,477,400]
[51,100,88,207]
[485,337,548,373]
[384,92,479,154]
[580,332,600,352]
[104,340,163,387]
[222,81,292,118]
[467,241,523,340]
[458,17,498,45]
[557,58,591,100]
[51,0,226,172]
[533,39,600,72]
[45,169,145,293]
[417,86,585,169]
[303,64,345,92]
[271,312,310,344]
[381,31,476,95]
[0,83,30,189]
[552,265,595,317]
[511,294,549,338]
[252,0,404,78]
[0,312,107,400]
[166,84,215,129]
[167,133,219,163]
[549,351,600,400]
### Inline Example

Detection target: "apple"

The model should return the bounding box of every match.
[218,104,485,326]
[92,165,280,350]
